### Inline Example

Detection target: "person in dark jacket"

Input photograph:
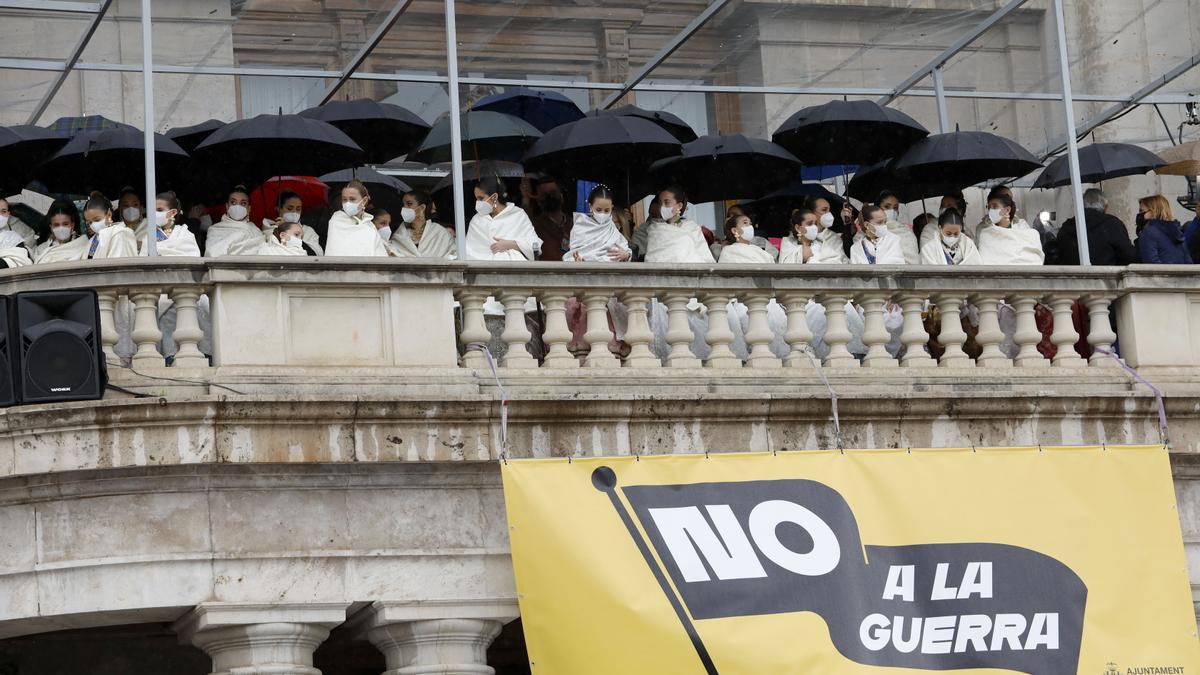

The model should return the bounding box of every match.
[1135,194,1193,264]
[1056,188,1136,265]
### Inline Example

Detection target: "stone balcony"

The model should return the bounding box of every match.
[1,258,1198,670]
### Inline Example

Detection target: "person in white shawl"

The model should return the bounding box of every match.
[974,192,1045,359]
[0,198,38,249]
[33,201,89,264]
[640,187,715,362]
[920,209,982,266]
[117,187,149,242]
[851,205,907,265]
[255,220,311,256]
[325,179,388,257]
[388,190,457,259]
[465,175,542,262]
[852,210,920,263]
[561,185,633,358]
[141,192,211,362]
[266,190,324,255]
[717,215,792,362]
[205,186,265,257]
[0,230,31,269]
[779,209,849,265]
[81,192,137,260]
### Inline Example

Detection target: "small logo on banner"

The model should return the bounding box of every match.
[1105,663,1121,675]
[592,466,1088,675]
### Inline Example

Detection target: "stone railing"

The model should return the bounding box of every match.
[0,258,1197,374]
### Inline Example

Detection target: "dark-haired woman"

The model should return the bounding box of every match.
[391,189,455,258]
[465,175,541,261]
[564,185,631,262]
[82,191,137,260]
[144,191,200,257]
[205,186,263,256]
[268,190,323,255]
[641,185,714,263]
[34,200,87,263]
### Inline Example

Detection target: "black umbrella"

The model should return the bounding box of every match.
[410,111,542,165]
[319,166,412,214]
[523,115,681,204]
[845,159,960,203]
[648,134,800,203]
[472,88,585,133]
[165,119,225,154]
[431,160,526,226]
[591,105,698,143]
[192,113,365,190]
[743,181,845,237]
[45,115,136,139]
[892,130,1041,187]
[299,99,431,164]
[1033,142,1167,189]
[35,127,190,196]
[0,125,68,194]
[772,99,929,166]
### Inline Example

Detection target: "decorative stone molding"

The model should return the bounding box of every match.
[348,601,519,675]
[173,603,349,675]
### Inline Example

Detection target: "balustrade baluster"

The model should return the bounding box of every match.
[934,294,970,367]
[1049,295,1086,368]
[540,293,577,368]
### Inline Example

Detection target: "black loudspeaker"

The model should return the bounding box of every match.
[0,296,15,407]
[13,290,106,404]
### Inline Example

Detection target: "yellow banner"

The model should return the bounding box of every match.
[502,446,1199,674]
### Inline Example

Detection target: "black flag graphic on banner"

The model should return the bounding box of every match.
[593,468,1087,674]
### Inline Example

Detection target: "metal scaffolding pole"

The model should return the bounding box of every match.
[932,67,949,134]
[319,0,415,104]
[1051,0,1088,266]
[26,0,113,124]
[444,0,467,259]
[140,0,156,256]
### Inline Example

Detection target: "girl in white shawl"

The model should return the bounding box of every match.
[852,191,920,264]
[34,200,89,264]
[920,209,982,266]
[326,179,388,257]
[205,186,264,257]
[255,220,312,256]
[779,208,848,265]
[717,215,792,362]
[117,186,149,242]
[0,230,31,268]
[851,205,907,265]
[144,192,210,361]
[641,186,714,362]
[975,192,1045,358]
[465,174,542,262]
[267,190,324,255]
[563,185,632,358]
[0,197,38,249]
[390,190,456,259]
[81,192,137,260]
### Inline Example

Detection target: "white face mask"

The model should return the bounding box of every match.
[377,226,392,241]
[803,225,819,241]
[873,223,888,237]
[285,235,304,249]
[593,211,612,225]
[122,206,141,223]
[227,204,248,221]
[739,225,755,241]
[281,211,301,224]
[89,219,106,234]
[342,201,360,217]
[401,207,417,224]
[154,211,168,227]
[475,200,493,216]
[659,205,676,221]
[0,215,9,229]
[988,208,1003,224]
[819,212,835,228]
[942,235,960,247]
[883,208,898,222]
[52,225,72,241]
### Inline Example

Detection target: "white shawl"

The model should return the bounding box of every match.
[325,210,387,257]
[564,212,630,262]
[854,221,919,264]
[390,220,457,259]
[976,223,1044,265]
[779,229,848,265]
[718,242,775,264]
[91,223,138,259]
[2,217,38,250]
[920,234,983,265]
[0,230,31,268]
[255,238,308,256]
[643,219,715,263]
[850,231,907,265]
[465,203,541,261]
[206,215,265,257]
[141,224,201,258]
[262,219,323,255]
[34,236,89,264]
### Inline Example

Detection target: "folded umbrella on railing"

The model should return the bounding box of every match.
[648,134,801,204]
[299,99,431,165]
[0,125,67,195]
[35,127,190,197]
[473,88,585,134]
[1033,142,1167,189]
[772,99,929,166]
[409,111,542,165]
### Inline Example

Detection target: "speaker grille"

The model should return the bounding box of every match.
[25,330,94,394]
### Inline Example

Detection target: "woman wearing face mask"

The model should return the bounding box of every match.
[780,208,849,265]
[717,215,774,264]
[564,185,631,262]
[975,192,1043,265]
[853,191,919,264]
[256,220,315,257]
[921,209,982,266]
[81,191,137,260]
[0,197,39,249]
[390,190,456,259]
[268,191,324,255]
[142,191,200,257]
[1135,194,1192,264]
[34,200,88,263]
[714,214,792,362]
[325,179,388,257]
[116,186,148,240]
[205,186,263,257]
[850,205,906,265]
[642,186,715,263]
[464,175,541,261]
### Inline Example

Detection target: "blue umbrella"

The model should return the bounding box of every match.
[472,87,585,133]
[45,115,136,138]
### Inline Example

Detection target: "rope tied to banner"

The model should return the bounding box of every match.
[465,344,509,462]
[801,345,844,451]
[1094,347,1170,448]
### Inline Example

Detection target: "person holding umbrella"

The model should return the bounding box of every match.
[326,180,387,257]
[390,190,456,259]
[853,191,919,264]
[268,190,324,255]
[205,186,265,257]
[34,200,88,264]
[0,197,39,249]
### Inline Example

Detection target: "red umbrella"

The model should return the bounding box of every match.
[249,176,328,223]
